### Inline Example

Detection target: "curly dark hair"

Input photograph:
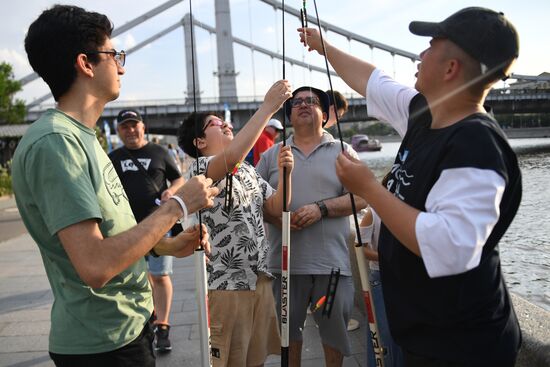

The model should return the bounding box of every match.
[25,5,113,101]
[177,111,222,158]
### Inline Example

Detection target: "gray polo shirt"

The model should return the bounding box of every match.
[256,132,357,276]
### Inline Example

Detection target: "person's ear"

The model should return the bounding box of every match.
[75,53,94,78]
[444,58,461,82]
[194,137,207,150]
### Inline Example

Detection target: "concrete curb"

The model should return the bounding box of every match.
[513,293,550,367]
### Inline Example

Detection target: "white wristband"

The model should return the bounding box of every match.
[169,196,188,225]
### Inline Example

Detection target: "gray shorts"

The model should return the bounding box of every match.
[146,255,173,276]
[272,273,354,356]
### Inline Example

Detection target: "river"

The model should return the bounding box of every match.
[357,137,550,311]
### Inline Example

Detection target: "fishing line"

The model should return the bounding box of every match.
[310,2,386,364]
[310,0,363,246]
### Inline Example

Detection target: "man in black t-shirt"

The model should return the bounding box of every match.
[109,109,184,353]
[301,7,522,367]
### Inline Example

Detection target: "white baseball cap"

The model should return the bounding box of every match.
[267,118,284,130]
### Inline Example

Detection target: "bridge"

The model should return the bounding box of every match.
[21,0,550,135]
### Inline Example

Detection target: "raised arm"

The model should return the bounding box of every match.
[205,80,292,182]
[298,27,376,97]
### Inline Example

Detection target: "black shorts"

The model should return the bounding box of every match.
[49,322,155,367]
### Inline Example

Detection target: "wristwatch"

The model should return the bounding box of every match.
[315,200,329,218]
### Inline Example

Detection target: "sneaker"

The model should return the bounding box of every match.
[154,324,172,352]
[347,318,360,331]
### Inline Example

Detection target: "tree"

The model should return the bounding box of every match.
[0,62,26,124]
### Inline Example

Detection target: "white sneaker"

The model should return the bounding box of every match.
[347,318,359,331]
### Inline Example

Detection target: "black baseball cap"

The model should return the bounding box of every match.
[409,7,519,79]
[116,109,143,125]
[285,86,330,126]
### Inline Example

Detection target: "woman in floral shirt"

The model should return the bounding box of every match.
[178,80,293,367]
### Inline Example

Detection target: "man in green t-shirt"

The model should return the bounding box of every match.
[12,5,218,366]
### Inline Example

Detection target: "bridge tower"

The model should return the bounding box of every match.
[183,13,201,104]
[214,0,238,103]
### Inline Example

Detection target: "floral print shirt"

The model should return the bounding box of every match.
[187,157,275,290]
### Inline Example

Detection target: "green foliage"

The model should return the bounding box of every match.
[0,62,26,124]
[326,121,398,141]
[0,164,12,196]
[94,126,108,152]
[363,121,397,136]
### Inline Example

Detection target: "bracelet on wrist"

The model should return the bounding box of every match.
[315,200,329,218]
[169,195,188,225]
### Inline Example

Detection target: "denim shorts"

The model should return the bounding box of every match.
[145,231,173,276]
[146,255,173,276]
[365,269,403,367]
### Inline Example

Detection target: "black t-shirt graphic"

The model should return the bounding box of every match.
[109,143,181,222]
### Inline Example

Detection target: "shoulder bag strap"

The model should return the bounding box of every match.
[122,147,162,195]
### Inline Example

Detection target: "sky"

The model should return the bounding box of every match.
[1,0,549,107]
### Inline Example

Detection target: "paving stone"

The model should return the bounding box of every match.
[0,320,50,336]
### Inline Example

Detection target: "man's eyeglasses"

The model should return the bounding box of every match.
[203,118,233,132]
[85,50,126,67]
[290,96,321,108]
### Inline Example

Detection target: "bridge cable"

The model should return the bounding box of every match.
[210,33,218,100]
[247,0,258,98]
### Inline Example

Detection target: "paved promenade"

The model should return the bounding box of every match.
[0,196,368,367]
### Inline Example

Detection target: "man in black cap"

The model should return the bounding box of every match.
[109,109,184,353]
[300,7,521,367]
[257,86,367,366]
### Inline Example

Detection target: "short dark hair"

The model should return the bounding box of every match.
[177,111,221,158]
[25,5,113,101]
[326,90,349,113]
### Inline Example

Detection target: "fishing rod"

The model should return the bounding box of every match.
[189,0,212,365]
[309,1,386,365]
[354,210,386,366]
[280,1,291,366]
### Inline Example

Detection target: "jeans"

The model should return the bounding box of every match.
[365,269,403,367]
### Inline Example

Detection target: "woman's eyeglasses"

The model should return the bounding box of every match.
[202,118,233,132]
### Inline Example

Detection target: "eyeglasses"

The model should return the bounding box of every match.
[203,118,233,132]
[85,49,126,67]
[290,96,321,108]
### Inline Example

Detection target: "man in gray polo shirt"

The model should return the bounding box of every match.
[257,86,366,366]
